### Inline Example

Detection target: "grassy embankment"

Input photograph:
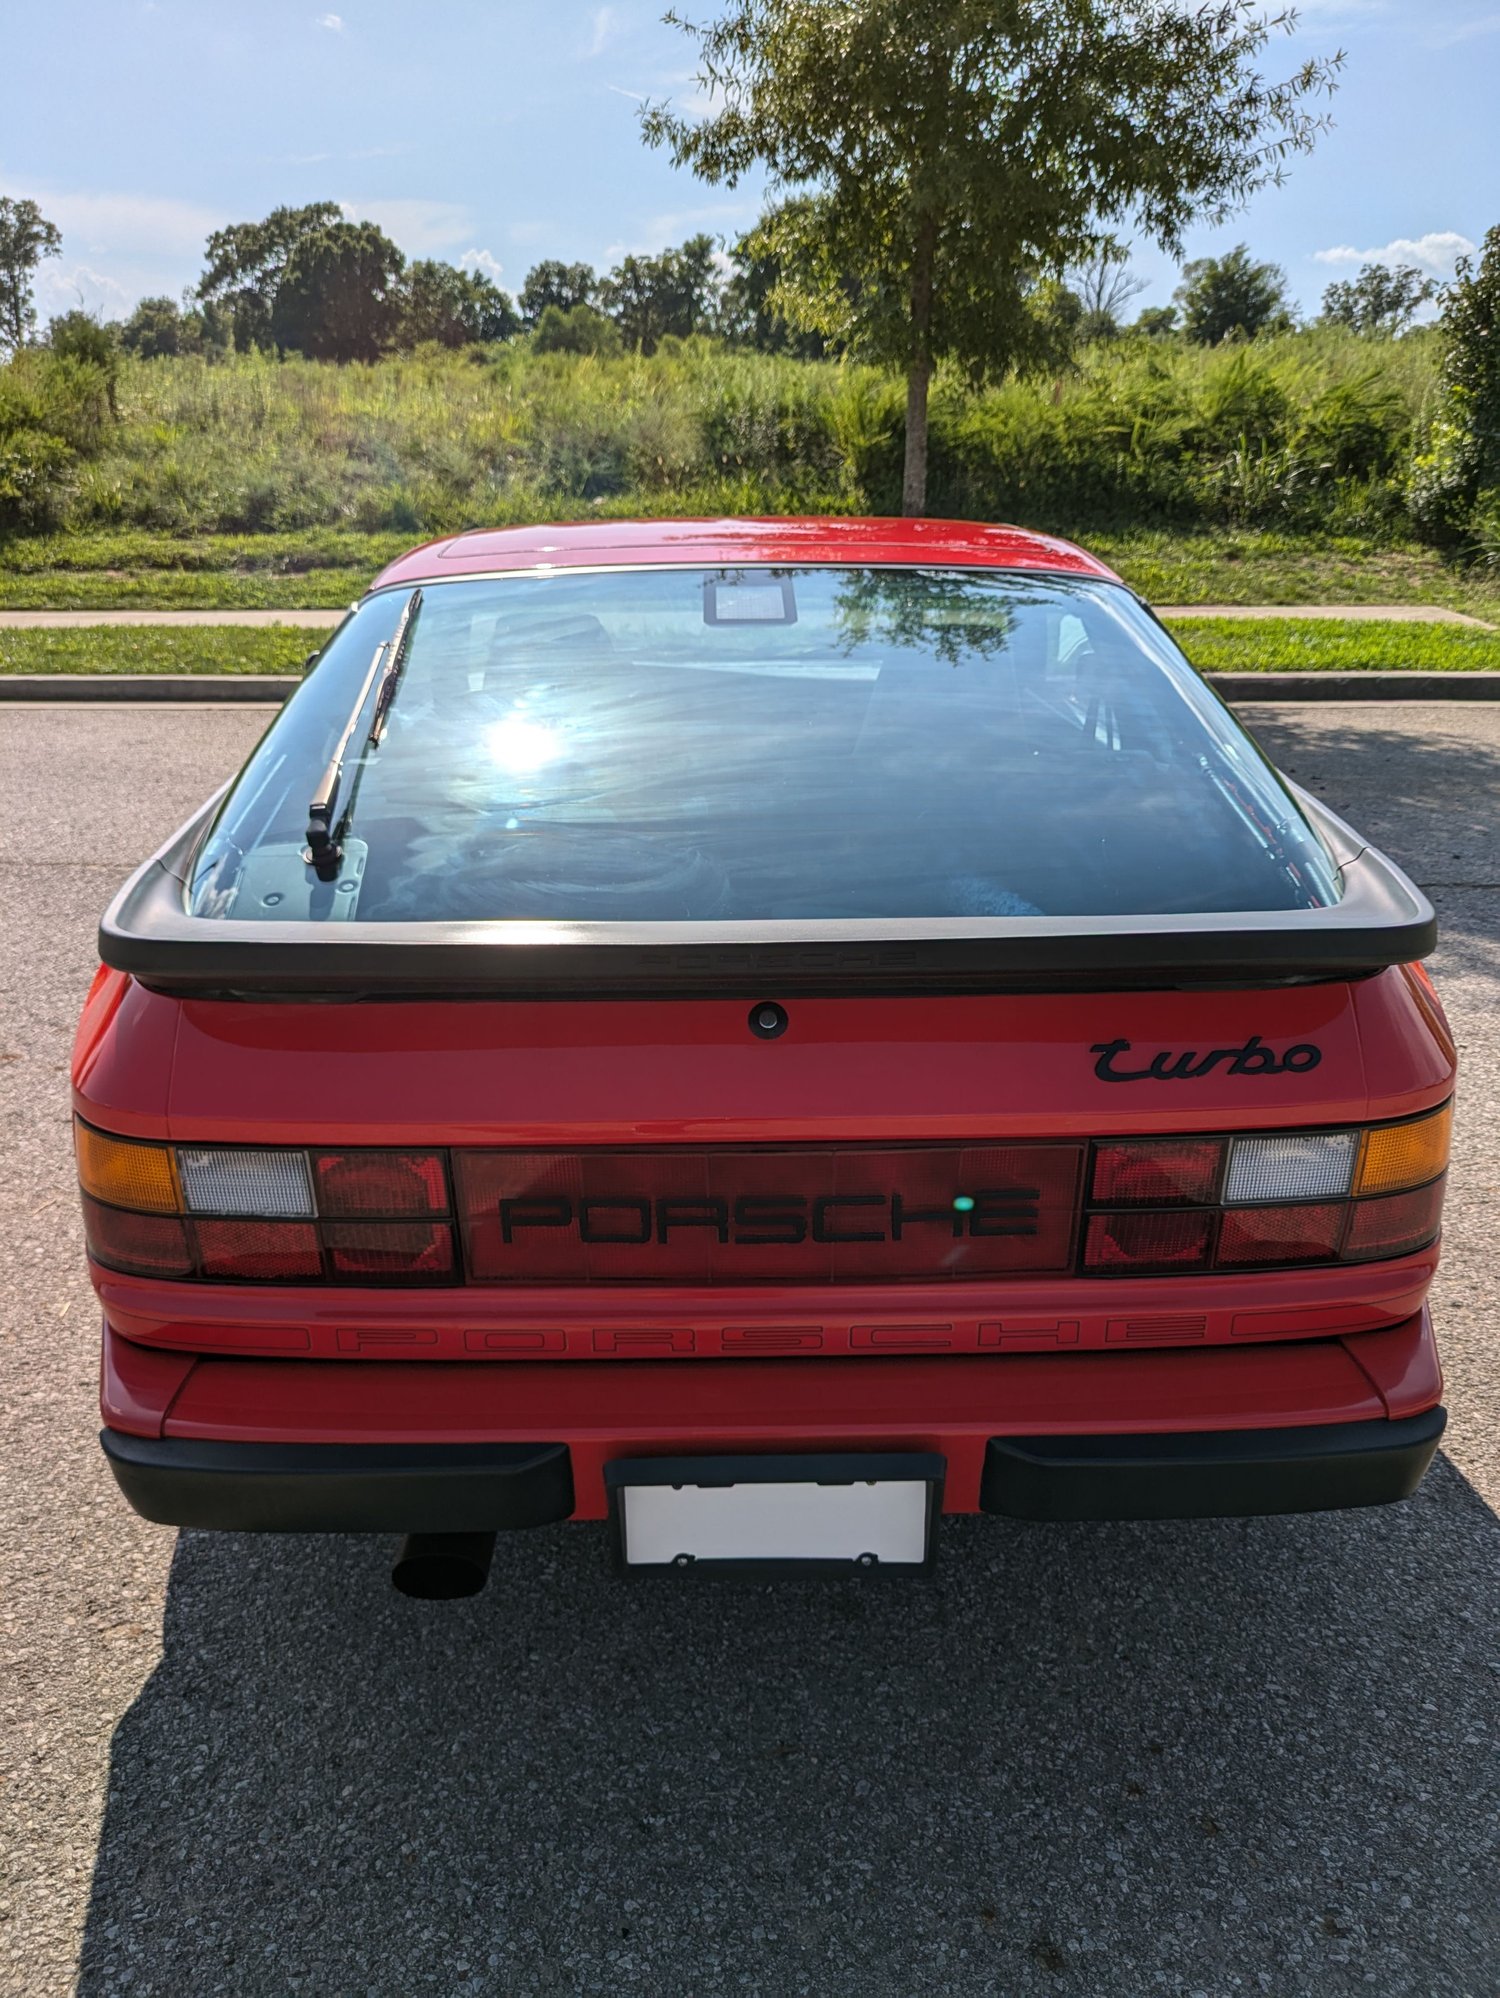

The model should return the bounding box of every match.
[5,617,1498,677]
[3,335,1498,645]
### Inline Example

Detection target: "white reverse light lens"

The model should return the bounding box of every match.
[178,1147,315,1217]
[1224,1131,1358,1206]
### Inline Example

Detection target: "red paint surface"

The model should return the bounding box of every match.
[100,1309,1441,1516]
[370,516,1121,594]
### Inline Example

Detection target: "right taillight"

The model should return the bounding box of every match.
[1084,1103,1450,1274]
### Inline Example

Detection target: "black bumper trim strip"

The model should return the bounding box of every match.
[100,1431,574,1534]
[979,1407,1446,1522]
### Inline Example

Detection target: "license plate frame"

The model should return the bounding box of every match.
[605,1452,945,1576]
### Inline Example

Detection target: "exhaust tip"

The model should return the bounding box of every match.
[391,1531,496,1600]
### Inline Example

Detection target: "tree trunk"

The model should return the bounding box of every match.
[901,215,938,517]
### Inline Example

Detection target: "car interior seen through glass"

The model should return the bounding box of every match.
[188,566,1342,926]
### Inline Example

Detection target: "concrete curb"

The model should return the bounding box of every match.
[7,669,1500,704]
[0,673,300,701]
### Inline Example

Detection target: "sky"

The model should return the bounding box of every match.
[2,0,1497,326]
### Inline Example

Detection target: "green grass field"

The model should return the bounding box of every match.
[4,615,1497,678]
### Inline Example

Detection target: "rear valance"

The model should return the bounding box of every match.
[100,792,1435,998]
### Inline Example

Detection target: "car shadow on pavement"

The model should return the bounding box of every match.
[77,1462,1500,1997]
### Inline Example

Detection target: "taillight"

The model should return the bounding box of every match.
[74,1124,456,1285]
[74,1103,1451,1289]
[1084,1103,1450,1274]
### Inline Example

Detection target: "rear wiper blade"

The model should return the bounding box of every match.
[305,587,422,879]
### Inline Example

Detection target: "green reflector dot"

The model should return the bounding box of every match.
[952,1195,976,1213]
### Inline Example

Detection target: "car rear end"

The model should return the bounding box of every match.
[77,527,1453,1587]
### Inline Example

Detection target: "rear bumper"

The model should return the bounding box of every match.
[100,1307,1445,1531]
[102,1409,1445,1533]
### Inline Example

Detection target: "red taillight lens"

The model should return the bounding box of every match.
[193,1219,322,1282]
[1217,1202,1346,1267]
[313,1151,448,1216]
[1091,1140,1222,1207]
[1083,1210,1214,1273]
[81,1196,193,1276]
[323,1221,455,1282]
[1343,1177,1446,1263]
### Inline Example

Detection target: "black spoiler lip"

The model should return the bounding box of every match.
[98,789,1436,999]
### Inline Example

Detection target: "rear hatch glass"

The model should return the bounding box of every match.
[188,566,1340,924]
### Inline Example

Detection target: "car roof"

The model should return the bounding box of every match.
[368,516,1123,593]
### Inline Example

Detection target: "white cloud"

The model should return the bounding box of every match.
[583,6,617,56]
[459,247,504,280]
[34,262,133,320]
[337,197,474,255]
[1431,10,1500,42]
[1313,232,1476,277]
[317,11,344,29]
[607,82,646,103]
[0,181,224,259]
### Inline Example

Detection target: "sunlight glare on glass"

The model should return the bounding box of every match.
[484,709,564,773]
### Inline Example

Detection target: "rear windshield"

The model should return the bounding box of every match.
[188,565,1341,924]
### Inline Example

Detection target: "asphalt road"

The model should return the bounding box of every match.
[1,702,1497,1997]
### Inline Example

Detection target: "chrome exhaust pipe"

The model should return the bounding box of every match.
[391,1531,496,1600]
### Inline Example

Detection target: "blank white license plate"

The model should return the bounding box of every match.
[607,1454,943,1573]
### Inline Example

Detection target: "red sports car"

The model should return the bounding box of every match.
[77,518,1453,1597]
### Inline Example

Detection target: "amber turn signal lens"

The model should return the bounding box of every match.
[1355,1105,1452,1198]
[75,1121,179,1214]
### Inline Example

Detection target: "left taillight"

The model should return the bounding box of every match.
[75,1123,457,1285]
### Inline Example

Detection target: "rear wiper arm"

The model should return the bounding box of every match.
[305,587,422,879]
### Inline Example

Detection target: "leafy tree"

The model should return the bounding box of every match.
[46,310,120,415]
[399,260,519,347]
[519,260,599,325]
[644,0,1340,513]
[120,295,187,359]
[1175,244,1293,344]
[1321,261,1437,335]
[269,221,406,363]
[0,197,63,353]
[1134,304,1180,338]
[1409,225,1500,545]
[198,201,344,350]
[720,203,835,354]
[599,234,722,352]
[531,301,623,356]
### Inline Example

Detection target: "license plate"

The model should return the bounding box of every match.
[606,1453,944,1574]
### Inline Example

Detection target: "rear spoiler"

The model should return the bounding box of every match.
[99,789,1436,1000]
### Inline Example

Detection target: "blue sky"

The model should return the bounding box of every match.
[3,0,1496,325]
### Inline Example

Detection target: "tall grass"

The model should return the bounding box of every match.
[1,326,1444,541]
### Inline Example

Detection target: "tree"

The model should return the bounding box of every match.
[1175,243,1293,344]
[198,201,344,350]
[120,295,188,359]
[643,0,1340,512]
[519,260,599,325]
[270,220,406,363]
[0,197,63,353]
[531,302,623,356]
[46,310,119,415]
[1070,242,1149,342]
[599,234,722,352]
[1135,304,1180,338]
[721,203,836,354]
[1409,226,1500,545]
[399,260,519,346]
[1322,261,1437,335]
